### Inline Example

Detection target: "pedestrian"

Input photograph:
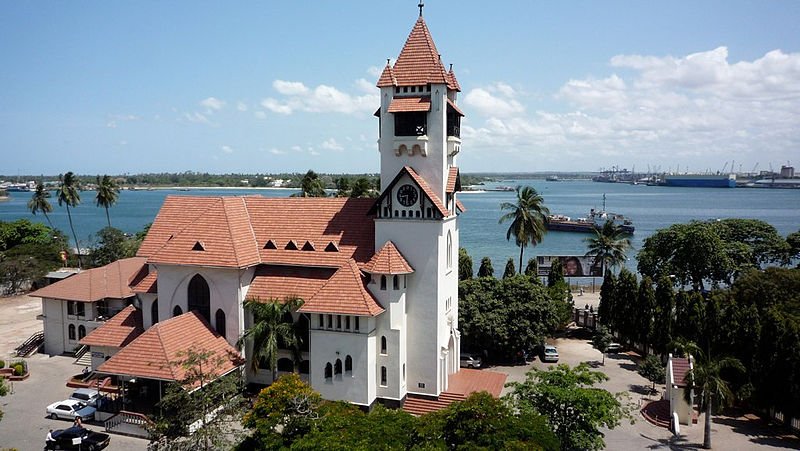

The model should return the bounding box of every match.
[46,429,55,442]
[73,415,82,427]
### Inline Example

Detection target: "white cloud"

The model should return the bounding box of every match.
[254,111,267,119]
[260,79,379,116]
[355,78,377,94]
[237,101,248,112]
[200,97,225,112]
[221,145,234,154]
[367,66,383,78]
[461,48,800,169]
[273,80,310,96]
[183,112,212,125]
[269,148,286,155]
[321,138,343,151]
[106,114,140,128]
[463,84,525,117]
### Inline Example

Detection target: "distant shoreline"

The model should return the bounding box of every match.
[125,186,299,191]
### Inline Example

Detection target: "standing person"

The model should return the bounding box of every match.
[46,429,55,442]
[73,415,82,428]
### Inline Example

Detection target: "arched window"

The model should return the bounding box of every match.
[151,299,159,325]
[187,274,211,323]
[173,305,183,317]
[325,363,333,379]
[393,275,399,290]
[297,315,310,352]
[78,325,86,340]
[278,358,293,372]
[446,231,453,269]
[381,336,387,354]
[335,359,342,375]
[215,309,226,339]
[345,355,352,373]
[380,275,387,290]
[380,366,387,386]
[68,324,76,340]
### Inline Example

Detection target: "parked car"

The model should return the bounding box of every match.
[69,388,100,407]
[541,345,559,363]
[460,352,482,368]
[606,342,623,353]
[45,426,110,450]
[46,399,96,421]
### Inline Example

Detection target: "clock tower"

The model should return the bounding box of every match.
[370,8,464,400]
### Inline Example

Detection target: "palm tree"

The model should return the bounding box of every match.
[57,172,82,268]
[238,297,304,383]
[672,340,745,449]
[584,220,632,274]
[499,186,550,273]
[27,181,54,228]
[95,175,120,227]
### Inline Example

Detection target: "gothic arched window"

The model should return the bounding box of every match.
[335,359,342,375]
[173,305,183,317]
[446,231,453,269]
[151,298,159,325]
[380,275,387,290]
[68,324,76,340]
[345,355,353,373]
[187,274,211,323]
[381,336,387,354]
[325,363,333,379]
[78,325,86,340]
[215,309,226,339]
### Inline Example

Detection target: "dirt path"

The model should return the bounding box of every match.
[0,294,42,359]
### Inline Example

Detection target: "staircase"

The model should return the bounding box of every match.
[73,345,92,366]
[15,331,44,357]
[641,399,671,429]
[403,392,466,416]
[105,410,152,439]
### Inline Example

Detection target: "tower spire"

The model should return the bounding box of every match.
[418,1,424,17]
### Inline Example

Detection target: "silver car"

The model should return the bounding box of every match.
[46,399,96,421]
[542,345,559,363]
[460,352,482,368]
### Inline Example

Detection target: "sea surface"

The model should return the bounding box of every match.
[1,181,798,279]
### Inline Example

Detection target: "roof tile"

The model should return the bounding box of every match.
[363,241,414,274]
[299,260,384,316]
[384,17,457,90]
[80,305,143,348]
[387,96,431,113]
[30,257,146,303]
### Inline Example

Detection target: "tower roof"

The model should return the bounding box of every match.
[363,241,414,275]
[377,17,459,91]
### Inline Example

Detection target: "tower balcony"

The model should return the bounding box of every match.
[447,136,461,157]
[394,135,428,157]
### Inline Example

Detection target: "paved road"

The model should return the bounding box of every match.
[0,354,147,450]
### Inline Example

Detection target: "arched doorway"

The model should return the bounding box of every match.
[187,274,211,323]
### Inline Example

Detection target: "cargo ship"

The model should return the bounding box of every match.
[663,173,736,188]
[546,194,634,234]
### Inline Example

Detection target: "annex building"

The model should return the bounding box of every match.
[33,10,471,409]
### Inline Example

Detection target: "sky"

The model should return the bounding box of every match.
[1,1,799,176]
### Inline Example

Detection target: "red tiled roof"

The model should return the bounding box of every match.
[671,357,691,387]
[447,69,462,92]
[456,199,467,213]
[138,196,375,269]
[376,63,397,87]
[381,17,457,90]
[446,98,464,116]
[247,265,336,302]
[148,197,260,268]
[299,260,384,316]
[404,166,449,217]
[131,266,157,294]
[387,96,431,113]
[363,241,413,274]
[30,257,146,303]
[446,167,460,193]
[97,311,242,386]
[80,305,143,348]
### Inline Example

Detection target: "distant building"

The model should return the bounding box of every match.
[666,354,694,428]
[780,165,795,178]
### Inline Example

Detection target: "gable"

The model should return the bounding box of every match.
[369,166,448,219]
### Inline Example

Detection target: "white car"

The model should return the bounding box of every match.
[541,345,559,363]
[46,399,96,421]
[69,388,100,407]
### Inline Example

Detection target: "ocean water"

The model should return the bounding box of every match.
[1,182,798,277]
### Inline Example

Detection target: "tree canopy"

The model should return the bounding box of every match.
[499,186,549,274]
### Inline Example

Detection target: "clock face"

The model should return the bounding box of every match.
[396,184,418,207]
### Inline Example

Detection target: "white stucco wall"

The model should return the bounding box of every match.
[309,322,376,406]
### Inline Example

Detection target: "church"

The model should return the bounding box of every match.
[34,8,467,409]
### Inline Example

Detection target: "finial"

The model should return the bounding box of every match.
[449,63,453,72]
[418,1,424,17]
[386,58,391,66]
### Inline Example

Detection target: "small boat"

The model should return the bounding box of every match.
[488,186,516,192]
[546,194,634,234]
[545,175,560,182]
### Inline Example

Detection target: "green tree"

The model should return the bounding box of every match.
[150,347,244,450]
[0,378,8,422]
[675,342,745,449]
[787,230,800,265]
[597,269,616,329]
[241,373,323,448]
[615,268,639,345]
[547,258,564,287]
[499,186,549,274]
[592,326,613,365]
[56,171,82,268]
[27,181,54,228]
[293,170,327,197]
[89,227,137,267]
[637,354,665,392]
[477,256,494,278]
[349,177,374,198]
[95,174,120,227]
[458,247,473,281]
[293,403,416,450]
[525,257,539,277]
[651,274,675,356]
[636,276,656,355]
[714,218,791,267]
[238,297,303,382]
[334,176,351,197]
[584,220,632,274]
[507,363,631,451]
[503,257,516,279]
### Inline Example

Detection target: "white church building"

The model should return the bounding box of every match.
[34,10,469,409]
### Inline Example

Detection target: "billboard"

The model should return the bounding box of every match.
[537,255,601,278]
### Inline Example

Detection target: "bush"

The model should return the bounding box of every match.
[13,364,24,376]
[0,360,5,369]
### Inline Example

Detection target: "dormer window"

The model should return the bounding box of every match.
[192,241,205,251]
[302,241,315,251]
[395,112,426,136]
[263,240,277,250]
[285,240,298,250]
[325,242,339,252]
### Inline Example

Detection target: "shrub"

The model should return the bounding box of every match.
[0,360,5,369]
[13,364,24,376]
